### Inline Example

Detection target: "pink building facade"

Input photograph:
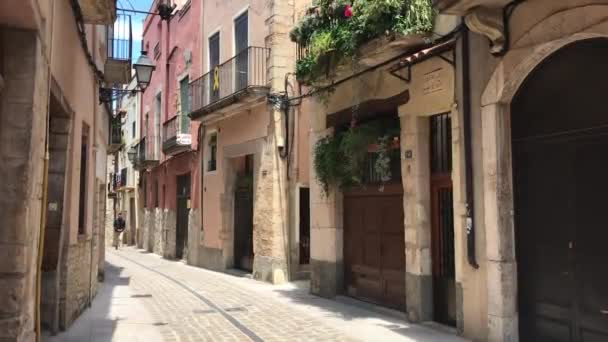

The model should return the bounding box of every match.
[136,0,203,261]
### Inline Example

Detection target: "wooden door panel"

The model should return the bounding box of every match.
[514,140,574,340]
[533,317,573,342]
[344,186,405,310]
[574,138,608,339]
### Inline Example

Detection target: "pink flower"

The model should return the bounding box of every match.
[344,4,353,18]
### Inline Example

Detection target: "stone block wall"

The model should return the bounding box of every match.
[143,208,154,252]
[162,209,176,259]
[251,137,289,284]
[187,208,201,265]
[0,28,49,342]
[153,208,164,254]
[60,239,94,330]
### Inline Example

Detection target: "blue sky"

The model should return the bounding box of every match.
[116,0,154,62]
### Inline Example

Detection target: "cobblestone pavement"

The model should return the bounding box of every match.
[48,247,469,342]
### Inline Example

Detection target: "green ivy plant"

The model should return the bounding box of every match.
[292,0,436,90]
[313,120,400,196]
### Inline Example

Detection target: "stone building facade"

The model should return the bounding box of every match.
[186,0,311,284]
[432,0,608,341]
[298,1,608,341]
[0,0,115,340]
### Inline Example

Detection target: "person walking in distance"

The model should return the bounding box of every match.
[113,212,126,250]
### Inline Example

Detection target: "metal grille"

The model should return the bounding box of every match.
[430,113,452,174]
[436,187,455,277]
[190,47,269,114]
[362,149,402,184]
[107,12,132,62]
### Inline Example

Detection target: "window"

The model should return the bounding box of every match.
[78,124,90,235]
[155,93,162,156]
[154,179,159,208]
[207,133,217,172]
[179,76,190,132]
[208,33,220,103]
[234,11,249,91]
[132,121,136,138]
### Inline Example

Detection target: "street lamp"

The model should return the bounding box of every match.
[127,146,137,163]
[133,51,155,90]
[99,51,156,104]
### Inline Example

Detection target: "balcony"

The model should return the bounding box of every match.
[162,115,192,156]
[189,46,270,120]
[108,115,123,153]
[133,136,159,171]
[105,12,132,85]
[116,167,133,191]
[78,0,117,25]
[107,172,118,198]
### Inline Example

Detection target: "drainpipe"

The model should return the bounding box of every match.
[36,1,56,340]
[199,125,205,249]
[462,27,479,269]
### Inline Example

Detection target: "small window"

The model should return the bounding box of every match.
[132,121,136,138]
[207,133,217,172]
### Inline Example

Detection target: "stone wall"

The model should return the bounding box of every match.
[143,208,153,252]
[161,209,176,259]
[0,28,49,342]
[60,239,94,330]
[153,208,163,255]
[187,208,200,265]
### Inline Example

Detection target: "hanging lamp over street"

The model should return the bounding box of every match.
[133,51,155,90]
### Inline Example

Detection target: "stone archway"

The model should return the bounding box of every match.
[480,33,608,341]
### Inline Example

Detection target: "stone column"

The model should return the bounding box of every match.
[481,103,518,342]
[309,128,344,298]
[247,0,295,284]
[252,131,289,284]
[449,104,468,333]
[400,112,433,322]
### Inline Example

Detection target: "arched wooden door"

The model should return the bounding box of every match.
[512,39,608,341]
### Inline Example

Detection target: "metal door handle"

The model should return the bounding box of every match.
[601,310,608,315]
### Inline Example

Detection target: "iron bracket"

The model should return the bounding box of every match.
[389,64,411,83]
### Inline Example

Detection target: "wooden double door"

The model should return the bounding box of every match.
[344,184,405,311]
[512,39,608,341]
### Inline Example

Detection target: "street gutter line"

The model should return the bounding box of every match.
[109,251,264,342]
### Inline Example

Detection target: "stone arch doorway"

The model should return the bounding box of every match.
[511,39,608,341]
[480,34,608,341]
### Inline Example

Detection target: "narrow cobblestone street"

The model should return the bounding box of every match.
[46,247,467,342]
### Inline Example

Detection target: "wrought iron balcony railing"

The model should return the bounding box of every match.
[117,167,128,189]
[162,115,191,155]
[105,11,132,84]
[108,172,118,197]
[133,136,159,171]
[190,46,270,118]
[108,115,123,153]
